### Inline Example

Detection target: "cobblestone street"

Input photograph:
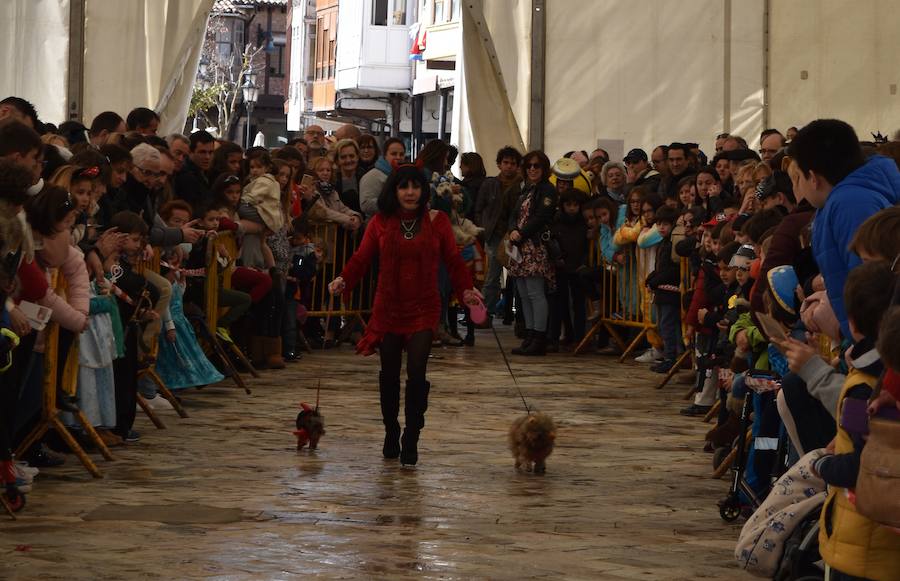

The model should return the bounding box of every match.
[1,328,741,580]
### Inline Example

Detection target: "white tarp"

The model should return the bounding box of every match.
[0,0,71,124]
[83,0,214,135]
[768,0,900,138]
[452,2,526,162]
[0,0,212,134]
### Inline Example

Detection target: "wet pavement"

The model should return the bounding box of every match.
[1,327,741,580]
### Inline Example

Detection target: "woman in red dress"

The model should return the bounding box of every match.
[328,164,479,466]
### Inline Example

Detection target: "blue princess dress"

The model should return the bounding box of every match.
[63,288,119,428]
[155,280,224,389]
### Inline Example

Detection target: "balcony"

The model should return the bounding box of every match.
[335,0,412,93]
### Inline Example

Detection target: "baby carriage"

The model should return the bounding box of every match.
[735,447,826,580]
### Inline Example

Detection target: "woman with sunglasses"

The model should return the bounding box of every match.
[327,164,480,466]
[507,151,557,356]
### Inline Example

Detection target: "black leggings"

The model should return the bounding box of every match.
[379,330,433,385]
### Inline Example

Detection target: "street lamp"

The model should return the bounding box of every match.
[242,73,259,149]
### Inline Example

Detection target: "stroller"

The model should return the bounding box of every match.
[774,505,824,581]
[735,446,826,580]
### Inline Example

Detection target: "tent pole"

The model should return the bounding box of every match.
[67,0,86,122]
[528,0,545,151]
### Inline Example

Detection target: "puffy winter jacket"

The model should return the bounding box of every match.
[812,155,900,338]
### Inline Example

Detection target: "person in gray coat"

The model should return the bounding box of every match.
[474,146,523,315]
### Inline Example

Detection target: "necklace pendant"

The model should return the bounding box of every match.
[403,231,414,240]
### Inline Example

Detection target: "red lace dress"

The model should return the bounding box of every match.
[339,210,473,355]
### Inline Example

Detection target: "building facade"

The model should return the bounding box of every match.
[285,0,463,152]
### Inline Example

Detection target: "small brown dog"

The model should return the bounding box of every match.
[293,403,325,450]
[508,412,556,473]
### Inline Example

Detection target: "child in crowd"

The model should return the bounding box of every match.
[154,244,225,390]
[64,243,123,446]
[172,201,252,346]
[49,165,98,245]
[676,175,698,209]
[808,261,900,579]
[239,149,284,269]
[580,197,617,320]
[632,193,666,363]
[548,188,588,351]
[212,174,243,230]
[645,206,682,373]
[268,159,299,360]
[107,211,159,442]
[285,217,321,357]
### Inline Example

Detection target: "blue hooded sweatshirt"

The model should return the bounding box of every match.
[812,155,900,339]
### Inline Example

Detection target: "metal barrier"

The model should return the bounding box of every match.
[305,220,374,319]
[575,242,664,362]
[15,270,111,477]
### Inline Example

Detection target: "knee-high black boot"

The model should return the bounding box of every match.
[401,380,430,466]
[379,372,401,459]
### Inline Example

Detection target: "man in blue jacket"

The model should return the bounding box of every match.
[789,119,900,340]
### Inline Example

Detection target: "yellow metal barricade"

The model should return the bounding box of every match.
[575,241,657,361]
[305,220,374,319]
[15,270,109,476]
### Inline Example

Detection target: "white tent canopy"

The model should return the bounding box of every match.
[0,0,213,134]
[454,0,900,162]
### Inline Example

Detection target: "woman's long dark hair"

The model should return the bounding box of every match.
[416,139,449,174]
[25,184,76,236]
[522,150,551,184]
[210,141,244,182]
[460,152,486,178]
[377,164,429,216]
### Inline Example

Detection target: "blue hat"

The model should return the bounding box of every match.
[767,265,799,315]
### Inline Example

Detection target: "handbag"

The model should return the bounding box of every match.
[855,416,900,529]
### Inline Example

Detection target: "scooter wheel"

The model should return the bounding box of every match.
[719,497,741,522]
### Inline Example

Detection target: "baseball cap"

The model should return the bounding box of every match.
[623,148,648,164]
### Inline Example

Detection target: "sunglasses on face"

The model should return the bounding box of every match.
[525,163,541,170]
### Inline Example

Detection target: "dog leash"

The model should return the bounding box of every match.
[490,325,531,415]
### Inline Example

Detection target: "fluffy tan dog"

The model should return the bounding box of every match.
[508,412,556,474]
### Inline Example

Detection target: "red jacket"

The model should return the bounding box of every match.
[340,210,472,355]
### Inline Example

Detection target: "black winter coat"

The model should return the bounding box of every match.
[646,237,681,305]
[550,211,588,273]
[509,180,557,244]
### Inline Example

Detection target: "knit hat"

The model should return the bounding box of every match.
[767,265,799,315]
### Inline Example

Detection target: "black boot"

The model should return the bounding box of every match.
[379,372,401,459]
[522,331,547,356]
[401,380,430,466]
[511,330,534,355]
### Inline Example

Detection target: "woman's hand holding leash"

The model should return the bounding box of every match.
[328,276,345,295]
